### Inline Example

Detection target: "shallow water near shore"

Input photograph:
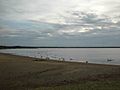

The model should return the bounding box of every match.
[0,48,120,65]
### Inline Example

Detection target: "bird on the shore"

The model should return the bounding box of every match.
[86,61,88,64]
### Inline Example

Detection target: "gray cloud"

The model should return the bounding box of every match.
[0,0,120,46]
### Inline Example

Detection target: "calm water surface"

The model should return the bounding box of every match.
[0,48,120,65]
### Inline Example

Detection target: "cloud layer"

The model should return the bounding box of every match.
[0,0,120,46]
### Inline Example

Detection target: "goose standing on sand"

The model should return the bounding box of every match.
[86,61,88,64]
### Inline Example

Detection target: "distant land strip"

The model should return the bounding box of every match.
[0,46,120,49]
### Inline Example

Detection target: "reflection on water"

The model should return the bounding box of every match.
[0,48,120,65]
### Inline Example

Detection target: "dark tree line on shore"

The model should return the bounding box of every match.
[0,45,120,49]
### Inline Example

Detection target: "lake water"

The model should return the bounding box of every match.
[0,48,120,65]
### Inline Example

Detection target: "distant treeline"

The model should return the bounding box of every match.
[0,46,120,49]
[0,46,39,49]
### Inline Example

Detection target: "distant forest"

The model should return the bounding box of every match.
[0,46,120,49]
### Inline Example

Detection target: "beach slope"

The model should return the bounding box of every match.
[0,53,120,90]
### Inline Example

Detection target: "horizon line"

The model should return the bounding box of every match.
[1,46,120,49]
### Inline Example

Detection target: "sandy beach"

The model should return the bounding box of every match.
[0,53,120,90]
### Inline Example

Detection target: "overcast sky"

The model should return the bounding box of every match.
[0,0,120,46]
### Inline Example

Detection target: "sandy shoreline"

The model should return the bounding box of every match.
[0,52,119,66]
[0,53,120,90]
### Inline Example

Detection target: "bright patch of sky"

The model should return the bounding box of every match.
[0,0,120,46]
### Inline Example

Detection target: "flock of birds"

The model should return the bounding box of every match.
[34,52,114,63]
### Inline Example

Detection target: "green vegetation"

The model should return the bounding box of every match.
[0,53,120,90]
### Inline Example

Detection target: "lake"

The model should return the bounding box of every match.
[0,48,120,65]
